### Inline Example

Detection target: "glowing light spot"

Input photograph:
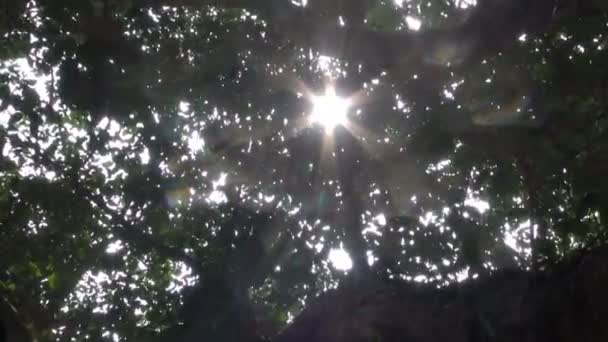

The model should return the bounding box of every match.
[105,240,124,254]
[212,173,228,188]
[406,16,422,31]
[187,131,205,155]
[179,100,190,113]
[464,197,490,213]
[139,147,150,165]
[207,190,227,204]
[375,213,387,226]
[455,0,477,9]
[310,87,351,133]
[317,55,333,72]
[328,248,353,271]
[206,172,229,205]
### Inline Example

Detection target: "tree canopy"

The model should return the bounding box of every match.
[2,0,608,341]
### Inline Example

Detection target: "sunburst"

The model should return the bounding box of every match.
[309,86,352,133]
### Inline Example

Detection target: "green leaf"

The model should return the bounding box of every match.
[28,261,42,277]
[48,272,59,290]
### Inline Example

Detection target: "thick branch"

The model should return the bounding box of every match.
[273,246,608,342]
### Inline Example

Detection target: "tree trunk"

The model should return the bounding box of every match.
[273,246,608,342]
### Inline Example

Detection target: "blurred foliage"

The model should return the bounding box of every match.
[1,0,608,341]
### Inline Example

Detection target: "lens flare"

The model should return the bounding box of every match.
[309,87,351,133]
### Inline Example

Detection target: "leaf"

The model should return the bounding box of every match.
[28,261,42,277]
[366,3,402,31]
[48,272,59,290]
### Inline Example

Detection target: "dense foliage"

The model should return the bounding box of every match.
[1,0,608,341]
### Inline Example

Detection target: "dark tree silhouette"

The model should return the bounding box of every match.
[2,0,608,341]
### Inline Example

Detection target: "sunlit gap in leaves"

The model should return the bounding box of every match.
[63,260,196,334]
[309,86,351,133]
[328,247,353,271]
[504,219,533,258]
[321,214,389,273]
[0,58,61,180]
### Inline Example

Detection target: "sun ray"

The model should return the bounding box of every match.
[309,86,352,133]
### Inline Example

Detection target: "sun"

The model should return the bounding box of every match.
[309,86,351,132]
